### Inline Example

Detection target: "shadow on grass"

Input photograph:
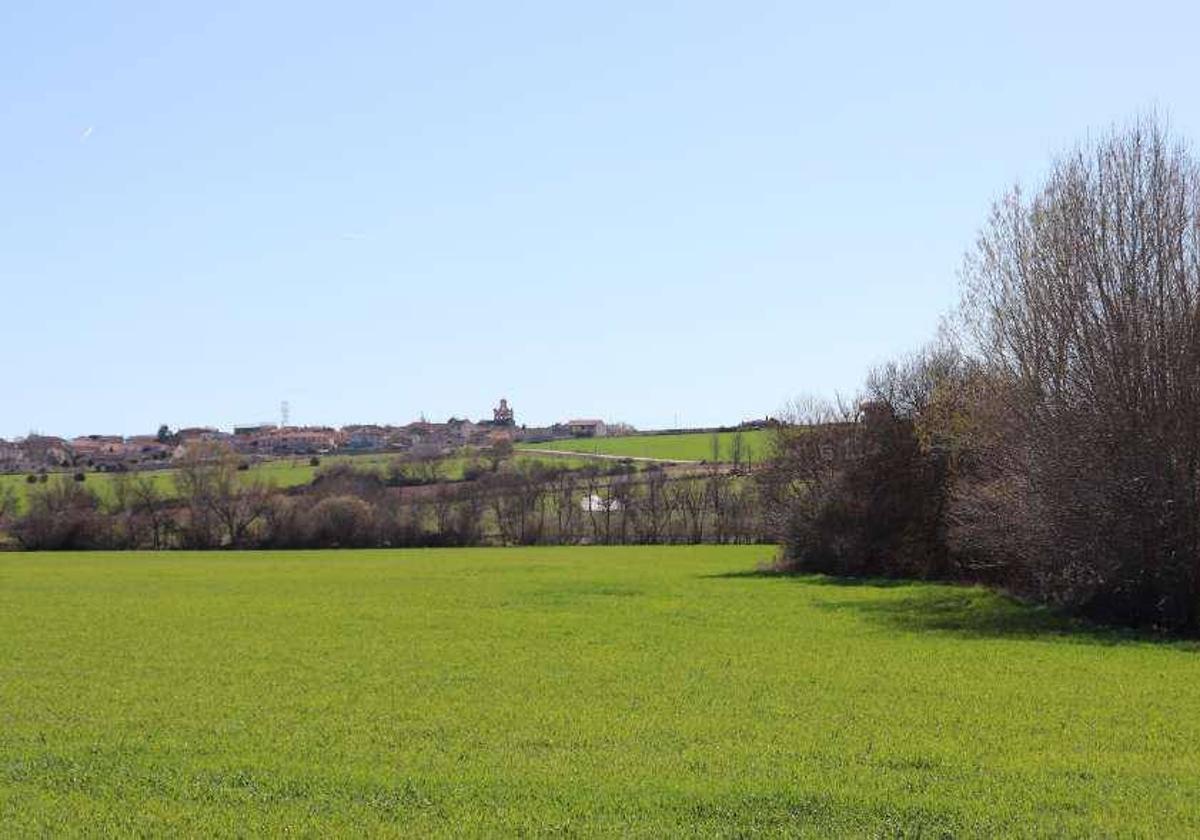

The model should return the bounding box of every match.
[704,569,1198,649]
[821,587,1122,643]
[701,569,916,588]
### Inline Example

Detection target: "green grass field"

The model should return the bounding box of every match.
[0,459,320,513]
[526,429,771,462]
[0,453,583,515]
[2,547,1197,836]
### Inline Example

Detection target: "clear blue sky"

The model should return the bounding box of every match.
[3,1,1198,438]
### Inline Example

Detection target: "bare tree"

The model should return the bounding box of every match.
[430,483,457,539]
[729,431,746,473]
[12,475,103,550]
[756,396,855,544]
[706,469,733,544]
[607,474,635,544]
[628,466,673,544]
[550,468,581,543]
[106,472,143,548]
[448,484,485,546]
[957,114,1200,629]
[486,463,549,545]
[174,442,272,548]
[131,475,172,550]
[676,480,709,544]
[579,465,609,543]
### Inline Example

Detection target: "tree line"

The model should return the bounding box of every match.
[3,443,770,551]
[763,116,1200,633]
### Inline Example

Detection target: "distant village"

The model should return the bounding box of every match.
[0,399,626,474]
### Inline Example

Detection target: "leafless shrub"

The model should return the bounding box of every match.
[308,495,377,548]
[765,349,963,578]
[12,475,106,550]
[955,114,1200,630]
[174,442,273,548]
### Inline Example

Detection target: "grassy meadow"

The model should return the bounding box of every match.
[0,459,320,513]
[525,429,771,462]
[2,546,1198,836]
[0,452,585,515]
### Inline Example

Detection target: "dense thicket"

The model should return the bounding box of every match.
[772,116,1200,633]
[761,355,957,581]
[957,117,1200,630]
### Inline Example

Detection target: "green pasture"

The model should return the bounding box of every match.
[0,452,586,515]
[2,546,1197,836]
[525,429,771,462]
[0,461,315,513]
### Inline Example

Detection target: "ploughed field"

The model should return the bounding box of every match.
[2,547,1198,836]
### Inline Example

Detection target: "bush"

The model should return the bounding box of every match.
[769,370,953,581]
[308,495,377,548]
[13,476,105,550]
[769,117,1200,634]
[259,496,309,548]
[955,117,1200,631]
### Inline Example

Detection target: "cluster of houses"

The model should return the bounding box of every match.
[0,433,173,473]
[0,400,617,474]
[224,418,509,458]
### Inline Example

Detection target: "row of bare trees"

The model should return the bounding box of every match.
[475,462,763,546]
[4,444,272,551]
[769,115,1200,633]
[5,453,768,551]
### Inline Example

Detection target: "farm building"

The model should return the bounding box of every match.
[566,419,607,438]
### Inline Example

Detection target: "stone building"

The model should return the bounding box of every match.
[493,398,515,426]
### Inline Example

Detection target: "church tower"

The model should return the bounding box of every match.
[493,398,514,426]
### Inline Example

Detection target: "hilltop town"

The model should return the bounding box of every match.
[0,399,627,474]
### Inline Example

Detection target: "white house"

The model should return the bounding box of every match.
[581,493,622,512]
